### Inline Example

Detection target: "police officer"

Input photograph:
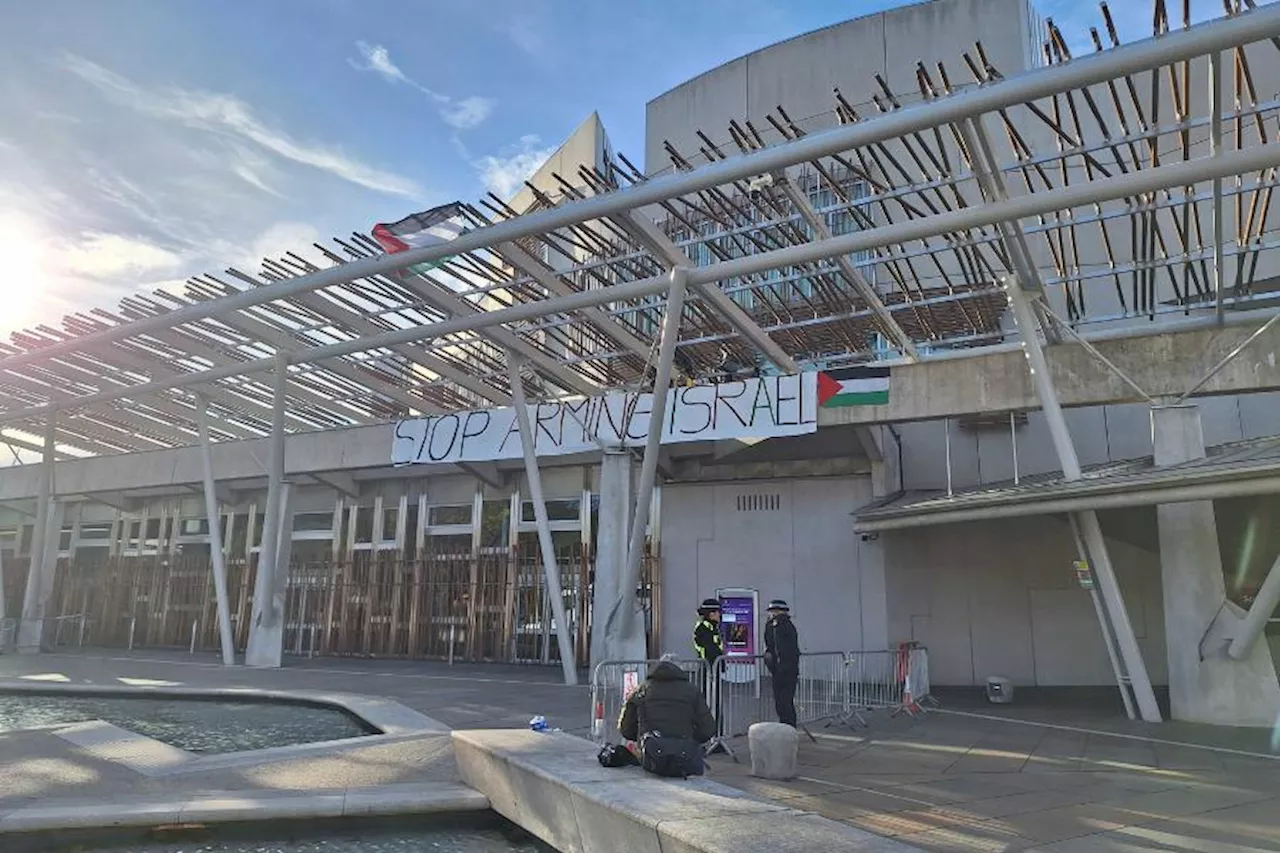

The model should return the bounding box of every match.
[692,598,724,669]
[764,599,800,727]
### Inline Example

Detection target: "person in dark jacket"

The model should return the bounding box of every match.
[763,599,800,727]
[692,598,724,668]
[618,656,717,774]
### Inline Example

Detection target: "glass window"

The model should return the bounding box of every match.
[145,518,162,540]
[520,498,581,524]
[354,507,374,543]
[251,514,266,547]
[178,517,210,536]
[177,542,211,558]
[382,507,399,541]
[428,504,472,526]
[79,523,113,541]
[58,529,72,551]
[479,500,510,549]
[293,512,334,532]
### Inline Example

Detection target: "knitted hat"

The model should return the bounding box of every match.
[767,599,790,612]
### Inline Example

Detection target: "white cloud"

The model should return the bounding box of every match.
[63,54,422,198]
[62,232,183,278]
[440,96,495,130]
[243,221,324,269]
[474,134,556,199]
[349,41,495,130]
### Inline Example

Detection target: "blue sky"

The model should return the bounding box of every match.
[0,0,1229,332]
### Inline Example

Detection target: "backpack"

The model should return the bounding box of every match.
[597,743,639,768]
[639,732,698,778]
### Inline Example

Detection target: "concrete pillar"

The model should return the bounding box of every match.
[1151,403,1280,726]
[592,450,645,667]
[19,499,63,651]
[248,482,294,669]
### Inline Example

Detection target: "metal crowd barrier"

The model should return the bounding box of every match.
[589,657,705,741]
[590,645,934,745]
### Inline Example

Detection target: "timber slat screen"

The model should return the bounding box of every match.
[18,548,660,665]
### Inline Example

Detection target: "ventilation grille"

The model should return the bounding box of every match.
[736,493,781,512]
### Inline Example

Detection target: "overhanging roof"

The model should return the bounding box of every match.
[0,6,1276,463]
[854,436,1280,532]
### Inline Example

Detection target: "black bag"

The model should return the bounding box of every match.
[639,732,698,778]
[597,743,639,768]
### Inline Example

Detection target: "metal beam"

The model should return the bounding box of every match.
[3,144,1275,427]
[496,241,654,362]
[610,267,688,641]
[506,351,577,685]
[621,211,800,373]
[196,393,236,666]
[1005,279,1161,722]
[245,354,289,668]
[1229,548,1280,660]
[775,176,919,359]
[2,8,1269,374]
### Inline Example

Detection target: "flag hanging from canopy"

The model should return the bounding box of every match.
[372,201,467,275]
[817,366,890,407]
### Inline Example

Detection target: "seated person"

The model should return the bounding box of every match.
[618,654,717,776]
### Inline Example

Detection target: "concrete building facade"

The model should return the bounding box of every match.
[1,0,1278,726]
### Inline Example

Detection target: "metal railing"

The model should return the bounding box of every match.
[590,645,934,745]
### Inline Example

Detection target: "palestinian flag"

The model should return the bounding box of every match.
[372,202,467,274]
[817,366,890,408]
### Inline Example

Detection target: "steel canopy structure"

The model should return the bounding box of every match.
[0,4,1274,459]
[6,2,1280,698]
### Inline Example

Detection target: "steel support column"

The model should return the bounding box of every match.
[196,393,236,666]
[506,351,578,685]
[18,413,56,651]
[1068,516,1137,720]
[1230,548,1280,660]
[610,267,689,643]
[245,353,289,668]
[1210,49,1226,323]
[1005,278,1162,722]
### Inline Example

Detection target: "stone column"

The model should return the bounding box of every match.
[1151,403,1280,725]
[591,451,645,667]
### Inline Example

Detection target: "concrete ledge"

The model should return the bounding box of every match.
[0,782,488,834]
[0,679,448,736]
[452,729,922,852]
[53,720,194,777]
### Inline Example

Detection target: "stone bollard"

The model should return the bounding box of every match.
[749,721,798,780]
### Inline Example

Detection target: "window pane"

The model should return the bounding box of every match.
[179,517,210,536]
[58,529,72,551]
[355,507,374,543]
[382,508,399,540]
[521,498,581,523]
[293,512,334,532]
[428,504,472,526]
[79,523,112,541]
[479,500,510,549]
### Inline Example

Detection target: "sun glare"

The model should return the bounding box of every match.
[0,215,51,334]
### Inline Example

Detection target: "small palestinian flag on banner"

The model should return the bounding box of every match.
[817,366,890,408]
[372,202,467,274]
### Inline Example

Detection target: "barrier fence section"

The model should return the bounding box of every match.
[591,646,934,744]
[590,658,705,741]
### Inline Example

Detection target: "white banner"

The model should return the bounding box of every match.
[391,373,818,466]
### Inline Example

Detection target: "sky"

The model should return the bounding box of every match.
[0,0,1237,335]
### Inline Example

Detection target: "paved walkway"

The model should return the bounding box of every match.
[3,650,1278,851]
[709,712,1280,852]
